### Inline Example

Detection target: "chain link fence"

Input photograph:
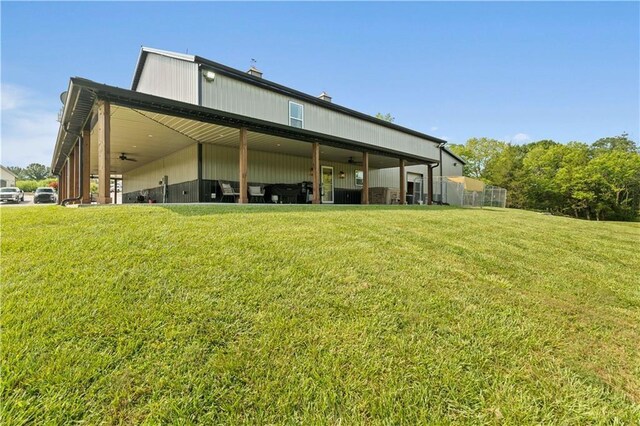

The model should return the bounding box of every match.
[432,177,507,208]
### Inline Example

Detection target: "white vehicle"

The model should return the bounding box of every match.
[0,187,24,203]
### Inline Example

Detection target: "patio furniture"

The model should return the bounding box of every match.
[248,185,265,203]
[219,182,240,203]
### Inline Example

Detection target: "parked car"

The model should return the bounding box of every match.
[33,187,58,204]
[0,187,24,203]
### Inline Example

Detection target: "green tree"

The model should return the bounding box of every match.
[23,163,51,180]
[592,132,638,153]
[483,144,528,208]
[374,113,395,123]
[585,150,640,220]
[553,142,592,218]
[519,143,567,212]
[449,138,506,178]
[7,166,27,180]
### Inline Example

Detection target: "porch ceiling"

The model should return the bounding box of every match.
[91,105,422,175]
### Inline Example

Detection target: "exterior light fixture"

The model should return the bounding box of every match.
[203,70,216,82]
[309,167,314,176]
[339,171,346,179]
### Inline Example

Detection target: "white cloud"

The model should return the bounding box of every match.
[1,84,59,167]
[510,133,532,144]
[1,84,28,111]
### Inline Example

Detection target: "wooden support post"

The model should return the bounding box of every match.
[239,128,248,204]
[71,143,80,202]
[82,130,91,204]
[97,100,112,204]
[399,159,406,205]
[63,163,68,202]
[65,157,71,201]
[58,173,63,204]
[312,143,321,204]
[59,163,66,203]
[361,152,369,205]
[427,166,433,205]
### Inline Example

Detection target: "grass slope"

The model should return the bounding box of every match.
[1,205,639,424]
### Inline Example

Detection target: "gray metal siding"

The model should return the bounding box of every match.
[369,165,428,188]
[432,157,463,179]
[202,143,367,189]
[370,154,462,193]
[201,73,440,160]
[123,144,198,193]
[136,53,199,104]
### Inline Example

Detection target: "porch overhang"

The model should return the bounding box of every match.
[52,78,439,175]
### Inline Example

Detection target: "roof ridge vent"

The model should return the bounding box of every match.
[247,66,263,78]
[318,91,332,102]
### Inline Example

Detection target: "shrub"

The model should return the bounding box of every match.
[16,179,58,192]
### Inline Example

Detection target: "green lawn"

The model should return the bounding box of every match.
[1,205,639,424]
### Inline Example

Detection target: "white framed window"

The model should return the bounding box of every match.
[355,170,364,187]
[289,101,304,128]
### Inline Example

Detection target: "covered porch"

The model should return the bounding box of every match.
[53,78,438,206]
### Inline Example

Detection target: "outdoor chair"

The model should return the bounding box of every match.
[248,185,265,203]
[220,182,240,203]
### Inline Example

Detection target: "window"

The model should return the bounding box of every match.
[355,170,364,187]
[289,101,303,128]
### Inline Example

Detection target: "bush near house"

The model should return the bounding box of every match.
[1,205,639,424]
[15,178,57,192]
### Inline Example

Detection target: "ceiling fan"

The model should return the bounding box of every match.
[119,153,137,162]
[348,156,363,165]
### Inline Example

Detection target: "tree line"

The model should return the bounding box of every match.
[449,134,640,221]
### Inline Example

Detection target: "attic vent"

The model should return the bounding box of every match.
[318,92,332,102]
[247,66,263,78]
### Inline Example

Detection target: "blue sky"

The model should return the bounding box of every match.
[2,1,638,167]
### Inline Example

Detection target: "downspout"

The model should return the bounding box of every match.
[428,162,439,205]
[61,129,84,206]
[437,142,446,204]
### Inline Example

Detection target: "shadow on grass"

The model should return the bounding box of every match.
[159,204,461,217]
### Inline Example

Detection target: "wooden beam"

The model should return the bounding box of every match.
[69,144,77,201]
[399,159,406,205]
[238,128,248,204]
[312,143,321,204]
[59,163,66,203]
[57,173,63,204]
[97,100,112,204]
[427,166,433,205]
[82,130,91,204]
[65,157,72,201]
[361,152,369,205]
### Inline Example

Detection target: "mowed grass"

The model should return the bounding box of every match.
[1,205,639,424]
